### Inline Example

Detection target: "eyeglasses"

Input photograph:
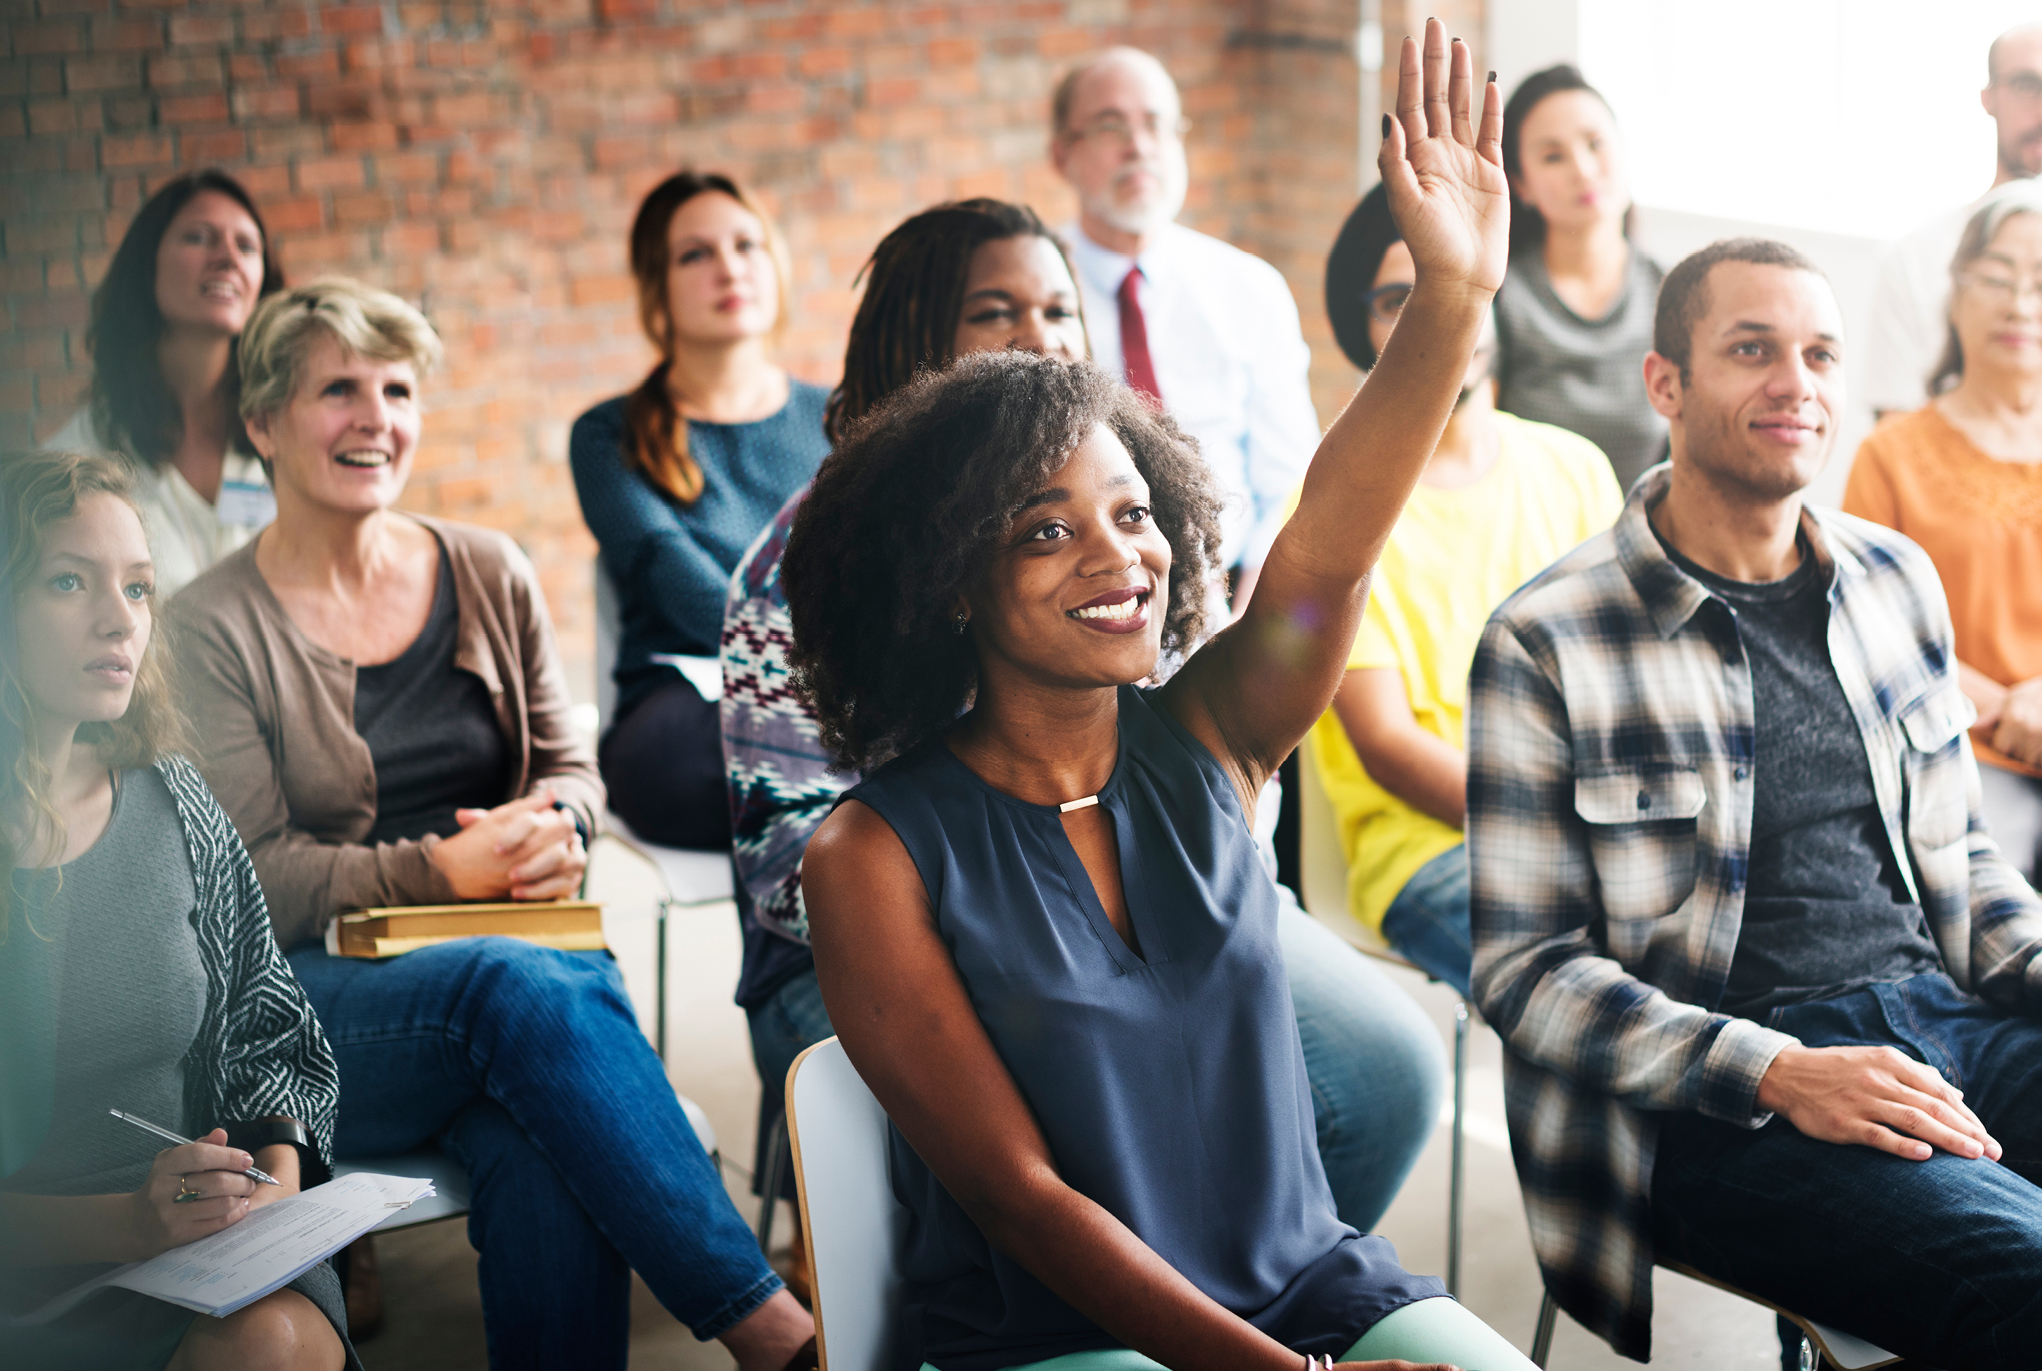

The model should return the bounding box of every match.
[1066,112,1192,146]
[1363,282,1412,325]
[1993,71,2042,103]
[1961,270,2042,306]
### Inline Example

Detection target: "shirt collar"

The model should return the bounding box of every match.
[1615,464,1865,641]
[1063,220,1172,294]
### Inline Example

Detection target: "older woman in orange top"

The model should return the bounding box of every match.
[1844,183,2042,881]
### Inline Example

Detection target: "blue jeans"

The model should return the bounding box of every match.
[746,898,1446,1231]
[289,939,781,1369]
[1652,972,2042,1370]
[1378,845,1471,998]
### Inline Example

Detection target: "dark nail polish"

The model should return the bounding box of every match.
[1382,113,1392,138]
[1488,71,1497,83]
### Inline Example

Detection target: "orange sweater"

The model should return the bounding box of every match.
[1843,404,2042,777]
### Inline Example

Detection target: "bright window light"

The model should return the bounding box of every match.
[1581,0,2034,239]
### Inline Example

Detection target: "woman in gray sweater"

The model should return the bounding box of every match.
[0,448,353,1370]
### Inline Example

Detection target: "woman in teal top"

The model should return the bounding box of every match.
[785,28,1537,1371]
[0,449,352,1370]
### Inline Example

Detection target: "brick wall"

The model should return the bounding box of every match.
[2,0,1482,699]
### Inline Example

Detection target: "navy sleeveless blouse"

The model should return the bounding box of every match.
[844,686,1443,1371]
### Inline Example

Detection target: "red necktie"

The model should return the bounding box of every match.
[1117,267,1163,405]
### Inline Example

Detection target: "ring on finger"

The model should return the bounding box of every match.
[174,1175,203,1204]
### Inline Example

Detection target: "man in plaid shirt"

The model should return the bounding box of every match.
[1468,238,2042,1367]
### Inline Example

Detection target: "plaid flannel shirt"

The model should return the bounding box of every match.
[1466,468,2042,1361]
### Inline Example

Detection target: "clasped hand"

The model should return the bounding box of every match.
[1974,675,2042,770]
[127,1129,275,1260]
[430,788,587,901]
[1757,1043,2002,1163]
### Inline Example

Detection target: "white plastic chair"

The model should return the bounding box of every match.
[1294,742,1471,1296]
[786,1037,909,1371]
[1529,1262,1900,1370]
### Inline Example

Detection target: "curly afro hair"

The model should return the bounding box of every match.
[783,350,1224,775]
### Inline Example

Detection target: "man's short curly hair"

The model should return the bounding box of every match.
[783,350,1223,774]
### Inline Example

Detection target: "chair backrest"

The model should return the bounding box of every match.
[595,558,621,726]
[787,1037,908,1371]
[1294,740,1403,960]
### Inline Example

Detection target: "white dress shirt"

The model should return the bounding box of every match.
[1063,221,1321,571]
[43,408,275,599]
[1862,198,1984,418]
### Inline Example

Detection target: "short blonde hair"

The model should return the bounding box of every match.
[238,277,443,421]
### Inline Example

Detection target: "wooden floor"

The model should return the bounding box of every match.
[356,836,1786,1370]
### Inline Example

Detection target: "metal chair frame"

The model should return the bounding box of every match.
[1294,744,1471,1295]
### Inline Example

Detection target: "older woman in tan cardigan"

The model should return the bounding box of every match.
[168,279,814,1371]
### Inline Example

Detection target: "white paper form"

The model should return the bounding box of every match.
[15,1171,433,1324]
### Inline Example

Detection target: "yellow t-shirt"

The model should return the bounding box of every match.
[1305,411,1623,931]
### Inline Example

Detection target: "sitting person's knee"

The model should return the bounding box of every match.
[172,1288,343,1371]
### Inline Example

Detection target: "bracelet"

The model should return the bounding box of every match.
[1300,1354,1336,1371]
[551,798,590,847]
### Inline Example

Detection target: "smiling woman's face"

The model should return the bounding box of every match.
[154,189,266,339]
[13,490,155,736]
[966,423,1173,690]
[249,331,422,519]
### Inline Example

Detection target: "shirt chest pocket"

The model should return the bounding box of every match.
[1899,685,1974,854]
[1574,767,1707,921]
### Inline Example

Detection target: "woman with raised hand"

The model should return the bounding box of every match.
[788,24,1536,1371]
[724,199,1447,1297]
[1495,65,1664,492]
[167,280,814,1371]
[0,449,352,1370]
[1845,183,2042,883]
[44,170,284,599]
[572,171,829,850]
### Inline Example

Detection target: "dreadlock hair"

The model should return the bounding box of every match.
[1,449,187,942]
[784,351,1222,775]
[85,169,283,468]
[623,170,792,505]
[822,199,1083,444]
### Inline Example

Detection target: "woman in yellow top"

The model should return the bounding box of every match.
[1844,183,2042,882]
[1307,182,1621,993]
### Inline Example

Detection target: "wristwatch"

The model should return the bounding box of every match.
[222,1116,328,1187]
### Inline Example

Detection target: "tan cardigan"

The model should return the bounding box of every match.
[168,516,604,950]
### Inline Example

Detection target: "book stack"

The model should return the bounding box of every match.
[328,901,606,959]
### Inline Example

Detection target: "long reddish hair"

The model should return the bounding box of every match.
[623,171,791,505]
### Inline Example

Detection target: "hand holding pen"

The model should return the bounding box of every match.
[108,1110,281,1258]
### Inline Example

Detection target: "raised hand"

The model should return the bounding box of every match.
[1378,18,1508,298]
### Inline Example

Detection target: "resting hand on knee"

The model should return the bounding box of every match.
[166,1288,343,1371]
[1756,1043,2002,1162]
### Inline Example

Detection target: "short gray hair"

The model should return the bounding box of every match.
[1931,180,2042,395]
[238,277,443,421]
[1049,46,1178,137]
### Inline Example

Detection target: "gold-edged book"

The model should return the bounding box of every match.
[330,901,606,959]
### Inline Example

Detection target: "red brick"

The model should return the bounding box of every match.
[100,132,172,168]
[178,128,247,163]
[261,196,324,231]
[93,17,164,51]
[148,52,223,88]
[12,20,86,55]
[0,105,22,137]
[380,221,440,256]
[157,90,229,122]
[230,85,300,120]
[166,14,234,47]
[295,154,364,190]
[25,98,73,134]
[798,46,854,77]
[306,81,375,118]
[319,6,385,37]
[64,53,141,91]
[374,150,438,183]
[329,119,398,151]
[275,49,342,80]
[239,9,318,43]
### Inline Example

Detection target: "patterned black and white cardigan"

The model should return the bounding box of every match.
[157,755,340,1172]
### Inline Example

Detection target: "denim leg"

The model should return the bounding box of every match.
[1376,846,1472,998]
[1278,897,1447,1230]
[745,967,835,1198]
[1652,976,2042,1370]
[446,1097,631,1371]
[290,939,782,1345]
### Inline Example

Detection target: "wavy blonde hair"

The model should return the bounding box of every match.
[238,276,443,425]
[1,449,186,940]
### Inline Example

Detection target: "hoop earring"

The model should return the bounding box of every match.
[954,611,970,635]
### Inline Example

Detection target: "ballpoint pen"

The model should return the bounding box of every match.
[107,1109,282,1188]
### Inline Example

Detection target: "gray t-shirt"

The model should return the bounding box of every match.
[1655,530,1945,1019]
[1,766,204,1194]
[1495,246,1668,494]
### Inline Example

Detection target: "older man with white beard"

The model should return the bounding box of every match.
[1049,48,1322,608]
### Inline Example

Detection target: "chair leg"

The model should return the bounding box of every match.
[1530,1291,1559,1367]
[655,898,671,1063]
[1447,997,1468,1298]
[757,1113,790,1255]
